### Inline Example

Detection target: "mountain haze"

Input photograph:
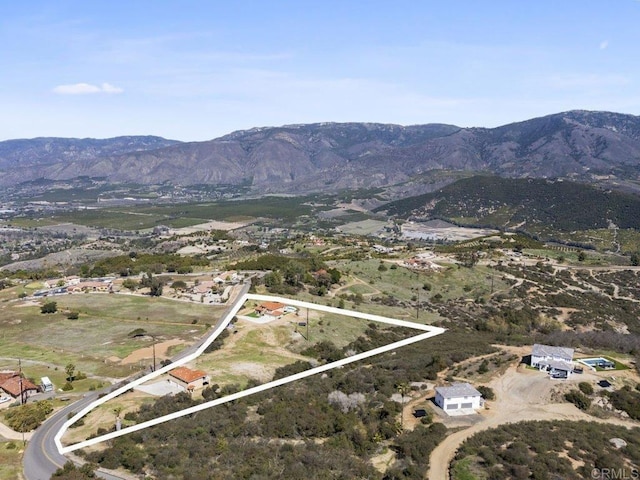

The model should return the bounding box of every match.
[2,111,640,193]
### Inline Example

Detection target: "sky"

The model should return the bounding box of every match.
[1,1,639,141]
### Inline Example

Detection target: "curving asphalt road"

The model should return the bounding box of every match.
[23,282,250,480]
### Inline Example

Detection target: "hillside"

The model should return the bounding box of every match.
[0,136,181,187]
[376,176,640,234]
[1,111,640,194]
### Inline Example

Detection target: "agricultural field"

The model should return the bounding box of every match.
[36,196,329,231]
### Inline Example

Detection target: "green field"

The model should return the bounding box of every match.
[35,197,325,230]
[0,291,220,379]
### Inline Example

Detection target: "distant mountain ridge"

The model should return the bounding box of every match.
[0,136,181,187]
[1,111,640,194]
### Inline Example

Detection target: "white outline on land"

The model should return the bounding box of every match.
[55,294,445,454]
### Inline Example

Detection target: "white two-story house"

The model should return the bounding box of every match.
[435,382,483,413]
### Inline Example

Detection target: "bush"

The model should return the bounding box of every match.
[565,390,591,410]
[61,381,74,391]
[477,385,495,400]
[66,311,80,320]
[40,301,57,314]
[578,382,594,395]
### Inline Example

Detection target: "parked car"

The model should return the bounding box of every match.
[0,396,11,404]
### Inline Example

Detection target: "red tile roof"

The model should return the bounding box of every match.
[257,301,286,312]
[0,375,39,397]
[169,367,207,384]
[0,371,18,383]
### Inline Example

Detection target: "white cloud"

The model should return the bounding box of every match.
[600,40,609,50]
[52,82,123,95]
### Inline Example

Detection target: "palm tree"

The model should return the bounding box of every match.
[397,383,410,432]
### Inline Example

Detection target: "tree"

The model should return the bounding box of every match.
[65,363,76,382]
[141,273,164,297]
[41,301,58,314]
[631,252,640,266]
[171,280,187,293]
[577,251,586,262]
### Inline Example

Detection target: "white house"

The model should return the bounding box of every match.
[435,383,482,413]
[531,344,574,378]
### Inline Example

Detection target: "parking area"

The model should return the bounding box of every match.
[134,380,184,397]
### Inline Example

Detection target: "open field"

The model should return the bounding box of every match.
[334,258,511,304]
[62,390,155,446]
[37,197,323,230]
[195,307,394,387]
[0,441,23,480]
[0,291,217,379]
[57,292,444,455]
[337,219,388,235]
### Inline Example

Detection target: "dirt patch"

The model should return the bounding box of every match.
[120,339,185,365]
[229,362,272,383]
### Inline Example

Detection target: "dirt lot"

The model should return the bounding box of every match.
[426,347,640,480]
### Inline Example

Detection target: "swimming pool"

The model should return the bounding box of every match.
[578,357,616,369]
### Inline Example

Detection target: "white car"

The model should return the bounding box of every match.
[0,396,11,404]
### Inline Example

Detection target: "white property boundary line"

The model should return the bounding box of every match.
[56,294,445,454]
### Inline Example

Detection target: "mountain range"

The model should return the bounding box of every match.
[2,110,640,195]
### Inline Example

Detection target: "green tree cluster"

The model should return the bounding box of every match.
[5,400,53,431]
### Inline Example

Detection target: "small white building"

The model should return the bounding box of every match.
[435,382,482,413]
[531,344,574,378]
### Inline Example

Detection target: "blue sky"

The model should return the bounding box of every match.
[1,1,639,141]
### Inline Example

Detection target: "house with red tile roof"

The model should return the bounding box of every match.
[255,301,286,317]
[0,372,40,400]
[169,367,209,391]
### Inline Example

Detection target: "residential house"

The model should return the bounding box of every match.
[435,382,483,414]
[169,367,210,392]
[0,372,40,400]
[67,281,112,293]
[255,301,286,317]
[531,344,574,378]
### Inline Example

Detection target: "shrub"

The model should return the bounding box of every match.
[40,301,57,314]
[578,382,594,395]
[66,311,80,320]
[565,390,591,410]
[477,385,495,400]
[477,359,489,374]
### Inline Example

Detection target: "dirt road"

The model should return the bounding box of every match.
[427,357,640,480]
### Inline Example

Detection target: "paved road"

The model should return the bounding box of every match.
[23,281,250,480]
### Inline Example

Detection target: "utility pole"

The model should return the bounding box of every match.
[18,359,24,405]
[152,338,157,372]
[306,308,309,342]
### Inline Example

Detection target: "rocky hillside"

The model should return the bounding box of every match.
[0,136,181,186]
[2,111,640,194]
